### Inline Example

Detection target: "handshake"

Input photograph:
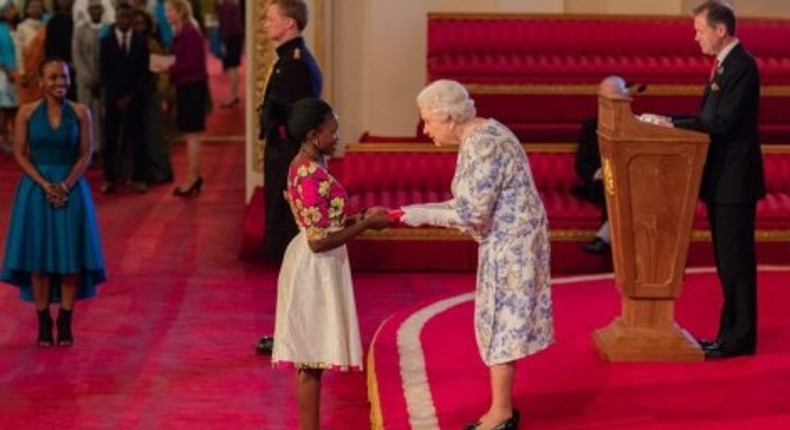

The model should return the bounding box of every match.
[366,202,461,228]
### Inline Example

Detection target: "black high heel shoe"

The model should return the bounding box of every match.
[56,309,73,347]
[37,309,54,348]
[463,409,520,430]
[173,177,203,196]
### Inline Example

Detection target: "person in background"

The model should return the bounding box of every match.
[160,0,207,196]
[644,0,764,360]
[44,0,75,100]
[400,79,555,430]
[0,0,20,153]
[268,97,391,430]
[152,0,173,48]
[132,7,172,184]
[72,0,113,28]
[216,0,242,108]
[574,77,635,255]
[71,0,104,158]
[1,57,106,348]
[256,0,322,356]
[99,1,150,194]
[15,0,46,104]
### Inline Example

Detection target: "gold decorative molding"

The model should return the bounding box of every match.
[343,143,790,154]
[602,157,615,196]
[251,1,275,174]
[357,227,790,242]
[463,83,790,97]
[342,143,579,154]
[427,12,785,23]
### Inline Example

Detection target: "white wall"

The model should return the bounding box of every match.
[565,0,684,15]
[330,0,564,144]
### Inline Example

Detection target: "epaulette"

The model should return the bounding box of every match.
[293,48,301,60]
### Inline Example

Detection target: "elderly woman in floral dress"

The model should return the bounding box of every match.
[400,79,555,430]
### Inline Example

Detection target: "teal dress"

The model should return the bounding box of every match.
[1,100,106,303]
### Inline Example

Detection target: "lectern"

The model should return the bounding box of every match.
[592,93,709,362]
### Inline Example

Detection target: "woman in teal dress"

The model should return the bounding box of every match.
[1,57,105,348]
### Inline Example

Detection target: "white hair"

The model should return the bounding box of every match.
[416,79,476,123]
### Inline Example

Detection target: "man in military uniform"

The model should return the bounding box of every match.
[257,0,322,355]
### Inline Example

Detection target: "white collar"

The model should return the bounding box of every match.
[115,27,130,40]
[716,39,739,65]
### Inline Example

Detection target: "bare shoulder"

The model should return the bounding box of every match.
[67,101,92,121]
[17,100,41,119]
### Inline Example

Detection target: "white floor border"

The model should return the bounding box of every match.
[394,265,790,429]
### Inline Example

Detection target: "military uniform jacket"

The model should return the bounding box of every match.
[260,36,323,148]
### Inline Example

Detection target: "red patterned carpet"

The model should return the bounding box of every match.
[2,50,789,430]
[369,269,790,430]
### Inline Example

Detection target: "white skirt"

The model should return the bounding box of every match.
[271,230,363,371]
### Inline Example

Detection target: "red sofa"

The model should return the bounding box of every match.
[427,14,790,143]
[334,143,790,273]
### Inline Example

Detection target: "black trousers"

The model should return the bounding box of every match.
[262,141,299,262]
[103,99,147,183]
[706,202,758,352]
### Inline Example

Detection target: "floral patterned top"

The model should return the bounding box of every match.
[287,158,348,241]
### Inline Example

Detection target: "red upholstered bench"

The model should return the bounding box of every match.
[333,143,790,272]
[427,14,790,144]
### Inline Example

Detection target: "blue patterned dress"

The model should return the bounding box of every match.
[1,100,106,303]
[451,119,554,365]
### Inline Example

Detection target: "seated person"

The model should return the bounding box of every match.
[574,76,635,254]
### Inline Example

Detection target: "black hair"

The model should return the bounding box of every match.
[38,56,67,76]
[263,97,333,144]
[693,0,736,36]
[117,1,134,14]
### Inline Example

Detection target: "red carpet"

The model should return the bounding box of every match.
[3,46,789,430]
[369,268,790,429]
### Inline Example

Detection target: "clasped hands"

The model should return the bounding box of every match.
[43,182,69,208]
[347,206,392,230]
[347,204,461,229]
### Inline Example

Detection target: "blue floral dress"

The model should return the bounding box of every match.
[451,119,554,365]
[1,100,106,303]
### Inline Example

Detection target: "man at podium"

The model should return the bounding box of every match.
[646,0,764,359]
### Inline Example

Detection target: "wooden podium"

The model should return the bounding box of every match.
[592,93,709,362]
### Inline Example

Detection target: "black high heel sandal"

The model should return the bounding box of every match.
[173,177,203,197]
[37,309,54,348]
[56,309,73,347]
[463,409,520,430]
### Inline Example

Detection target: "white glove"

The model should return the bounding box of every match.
[400,206,462,228]
[405,200,452,210]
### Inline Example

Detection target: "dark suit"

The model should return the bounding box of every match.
[673,43,765,353]
[572,118,606,219]
[100,27,151,184]
[260,36,322,262]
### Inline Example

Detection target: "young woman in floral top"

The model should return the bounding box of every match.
[268,98,391,430]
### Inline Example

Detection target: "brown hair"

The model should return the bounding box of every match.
[270,0,308,32]
[693,0,736,36]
